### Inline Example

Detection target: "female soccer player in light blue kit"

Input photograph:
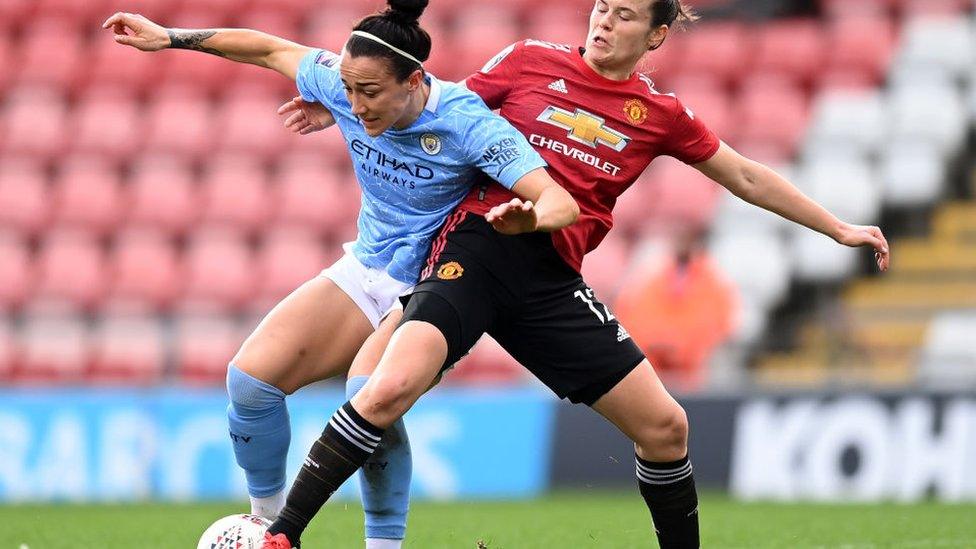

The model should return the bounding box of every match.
[103,2,579,548]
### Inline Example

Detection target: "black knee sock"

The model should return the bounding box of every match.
[636,454,700,549]
[267,401,385,546]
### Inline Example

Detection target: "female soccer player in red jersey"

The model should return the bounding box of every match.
[268,1,890,547]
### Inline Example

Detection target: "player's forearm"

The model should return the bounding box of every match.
[532,185,580,232]
[166,28,308,78]
[736,161,845,241]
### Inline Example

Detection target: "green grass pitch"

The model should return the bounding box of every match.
[2,492,975,548]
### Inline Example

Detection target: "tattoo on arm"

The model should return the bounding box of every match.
[166,29,225,57]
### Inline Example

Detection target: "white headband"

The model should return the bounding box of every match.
[349,30,424,67]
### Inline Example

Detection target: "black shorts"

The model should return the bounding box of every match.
[400,211,645,406]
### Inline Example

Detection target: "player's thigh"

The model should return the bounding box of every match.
[233,276,374,394]
[493,279,643,404]
[590,360,689,458]
[348,308,402,378]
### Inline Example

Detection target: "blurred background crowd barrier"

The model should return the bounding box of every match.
[1,0,975,502]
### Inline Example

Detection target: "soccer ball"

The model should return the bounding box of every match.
[197,514,272,549]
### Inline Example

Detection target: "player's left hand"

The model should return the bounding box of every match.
[277,96,336,135]
[834,223,890,272]
[486,198,539,235]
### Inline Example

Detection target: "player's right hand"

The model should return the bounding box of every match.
[277,97,337,135]
[102,12,170,51]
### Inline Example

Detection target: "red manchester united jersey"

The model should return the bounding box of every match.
[461,40,720,273]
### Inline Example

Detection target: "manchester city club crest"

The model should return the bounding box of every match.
[421,133,442,155]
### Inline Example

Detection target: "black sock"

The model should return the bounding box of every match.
[636,454,700,549]
[267,401,384,546]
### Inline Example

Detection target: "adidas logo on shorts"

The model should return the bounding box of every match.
[616,325,630,342]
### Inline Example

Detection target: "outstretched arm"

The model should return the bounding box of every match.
[488,168,579,234]
[102,12,311,80]
[694,142,890,271]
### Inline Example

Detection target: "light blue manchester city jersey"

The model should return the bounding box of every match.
[296,49,547,284]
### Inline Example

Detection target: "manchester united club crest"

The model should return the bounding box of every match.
[437,261,464,280]
[420,133,442,155]
[623,99,648,126]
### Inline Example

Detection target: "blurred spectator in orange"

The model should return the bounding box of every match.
[614,226,738,392]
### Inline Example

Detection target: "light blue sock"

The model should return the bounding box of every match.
[227,364,290,498]
[347,375,411,541]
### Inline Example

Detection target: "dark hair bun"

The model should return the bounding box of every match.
[386,0,428,23]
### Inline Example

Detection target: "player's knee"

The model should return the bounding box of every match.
[357,373,421,427]
[636,404,689,458]
[226,364,286,411]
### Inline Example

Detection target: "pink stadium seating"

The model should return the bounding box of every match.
[524,5,589,46]
[34,0,108,20]
[0,234,34,311]
[816,69,878,93]
[677,21,752,87]
[125,155,200,235]
[173,313,242,385]
[86,33,159,93]
[0,159,52,237]
[670,77,736,143]
[734,76,809,156]
[143,85,216,160]
[611,179,657,236]
[273,165,360,238]
[103,0,176,20]
[896,0,970,16]
[0,316,14,380]
[34,230,108,310]
[303,8,365,53]
[750,19,826,86]
[198,155,272,234]
[14,18,85,91]
[213,93,292,160]
[255,228,330,303]
[107,229,182,310]
[451,7,521,74]
[580,230,632,302]
[88,313,166,385]
[158,46,235,94]
[16,310,91,384]
[638,158,720,232]
[70,87,144,160]
[819,0,892,17]
[825,15,896,84]
[0,0,32,29]
[0,31,12,95]
[1,87,69,160]
[180,228,256,311]
[51,157,124,236]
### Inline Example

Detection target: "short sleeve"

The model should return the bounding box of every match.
[464,110,546,190]
[295,48,343,108]
[662,96,721,165]
[463,41,524,110]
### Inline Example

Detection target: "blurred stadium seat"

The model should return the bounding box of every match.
[13,18,85,91]
[34,230,108,310]
[0,233,34,312]
[180,228,256,311]
[16,308,90,384]
[750,19,826,86]
[125,154,200,236]
[255,228,330,304]
[89,313,167,385]
[107,229,183,310]
[142,85,216,161]
[198,155,272,235]
[0,159,52,237]
[173,312,242,385]
[51,156,124,236]
[1,87,69,161]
